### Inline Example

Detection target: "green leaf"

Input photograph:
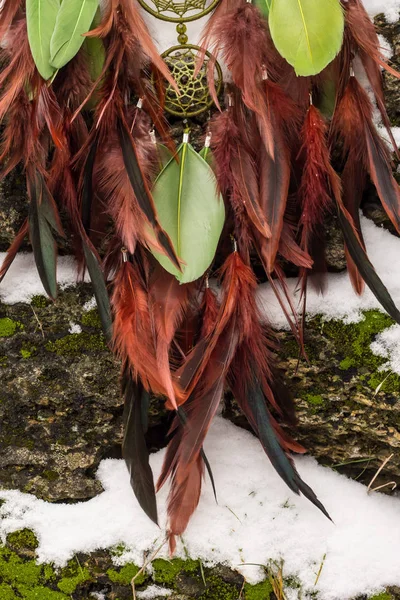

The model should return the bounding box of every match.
[83,8,104,82]
[254,0,270,20]
[26,0,60,80]
[269,0,344,76]
[84,36,104,82]
[199,145,216,170]
[155,143,174,175]
[50,0,99,70]
[316,78,337,119]
[151,142,225,284]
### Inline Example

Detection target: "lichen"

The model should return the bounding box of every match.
[45,332,106,356]
[107,562,145,585]
[0,317,22,337]
[244,580,273,599]
[42,470,59,482]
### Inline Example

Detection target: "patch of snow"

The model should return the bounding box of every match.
[0,254,87,304]
[1,417,400,600]
[378,34,393,59]
[68,322,82,334]
[137,585,172,598]
[257,215,400,329]
[363,0,399,22]
[370,324,400,375]
[83,296,97,311]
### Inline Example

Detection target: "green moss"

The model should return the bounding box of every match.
[57,567,91,594]
[20,343,37,359]
[321,310,400,392]
[107,563,145,586]
[0,583,18,599]
[369,592,392,600]
[153,558,198,586]
[369,593,392,600]
[201,577,238,600]
[6,529,39,552]
[244,580,273,599]
[0,547,42,587]
[304,394,324,406]
[81,308,101,329]
[339,357,355,370]
[43,564,56,581]
[30,295,48,309]
[16,585,68,600]
[0,318,22,337]
[45,332,106,356]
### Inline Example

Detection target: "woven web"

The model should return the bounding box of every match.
[163,47,219,116]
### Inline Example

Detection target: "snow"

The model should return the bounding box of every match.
[370,324,400,375]
[0,254,87,304]
[363,0,399,22]
[137,585,172,598]
[1,416,400,600]
[68,322,82,334]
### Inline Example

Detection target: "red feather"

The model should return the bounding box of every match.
[111,258,181,400]
[332,76,400,234]
[0,218,28,283]
[149,268,190,411]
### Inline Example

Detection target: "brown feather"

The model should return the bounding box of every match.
[0,218,28,283]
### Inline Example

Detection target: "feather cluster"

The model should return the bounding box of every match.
[1,0,400,551]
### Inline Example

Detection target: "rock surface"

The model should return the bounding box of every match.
[1,285,400,501]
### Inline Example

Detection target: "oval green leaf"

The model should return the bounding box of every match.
[26,0,60,80]
[269,0,344,76]
[50,0,99,70]
[151,143,225,284]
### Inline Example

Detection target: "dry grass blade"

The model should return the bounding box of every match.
[367,453,395,494]
[267,560,287,600]
[314,553,327,586]
[131,538,167,600]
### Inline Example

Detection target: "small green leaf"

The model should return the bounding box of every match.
[151,143,225,284]
[199,145,216,170]
[83,9,105,82]
[254,0,270,20]
[26,0,60,80]
[269,0,344,76]
[50,0,99,69]
[155,143,174,175]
